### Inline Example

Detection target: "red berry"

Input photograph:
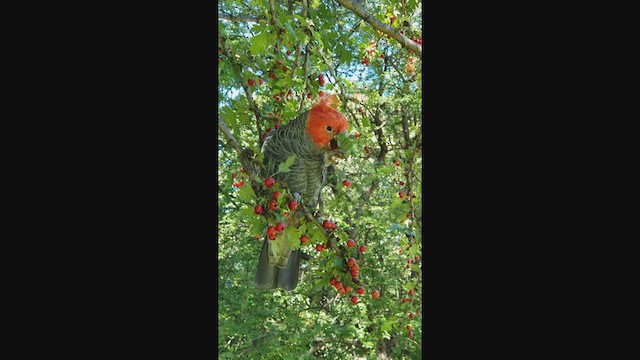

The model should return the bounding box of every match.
[268,234,276,241]
[338,287,346,294]
[272,191,281,201]
[399,181,404,186]
[300,235,309,244]
[268,200,278,211]
[406,213,411,218]
[282,66,288,73]
[254,205,264,214]
[335,281,343,289]
[346,239,355,248]
[399,192,404,198]
[390,16,395,23]
[351,276,359,283]
[356,287,364,295]
[358,107,363,113]
[322,220,335,230]
[274,94,281,101]
[350,264,359,272]
[275,222,285,232]
[416,309,420,314]
[231,173,237,178]
[409,313,414,319]
[348,257,357,267]
[233,180,245,188]
[408,331,414,338]
[371,290,380,299]
[316,244,323,252]
[399,249,403,254]
[283,211,288,217]
[286,89,292,97]
[409,289,415,296]
[402,297,408,303]
[380,54,385,59]
[359,245,366,252]
[267,226,276,236]
[264,177,276,188]
[407,192,411,197]
[307,93,312,99]
[354,133,360,139]
[344,286,352,293]
[288,200,298,211]
[350,269,358,277]
[350,296,359,304]
[407,326,411,331]
[286,51,292,56]
[415,255,420,261]
[318,91,325,97]
[330,277,337,286]
[342,179,352,187]
[406,265,410,269]
[248,79,255,86]
[364,146,370,154]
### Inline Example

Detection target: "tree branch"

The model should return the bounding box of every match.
[218,117,262,196]
[334,0,422,58]
[218,13,267,24]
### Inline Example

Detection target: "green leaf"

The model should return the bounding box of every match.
[220,107,237,129]
[237,184,256,201]
[248,216,265,236]
[403,282,415,291]
[381,320,394,332]
[285,225,304,250]
[250,32,269,56]
[284,23,297,40]
[332,256,343,267]
[278,155,297,173]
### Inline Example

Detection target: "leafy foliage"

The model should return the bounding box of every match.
[219,0,422,358]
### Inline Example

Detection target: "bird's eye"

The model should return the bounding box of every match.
[326,126,332,132]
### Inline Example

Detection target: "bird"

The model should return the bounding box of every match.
[254,94,349,291]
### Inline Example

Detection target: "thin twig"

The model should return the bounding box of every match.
[334,0,422,58]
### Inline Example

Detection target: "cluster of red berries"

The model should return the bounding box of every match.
[361,57,370,66]
[231,169,247,188]
[318,74,325,86]
[412,37,423,45]
[393,159,401,166]
[265,222,285,241]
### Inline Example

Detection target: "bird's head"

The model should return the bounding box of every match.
[306,93,349,149]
